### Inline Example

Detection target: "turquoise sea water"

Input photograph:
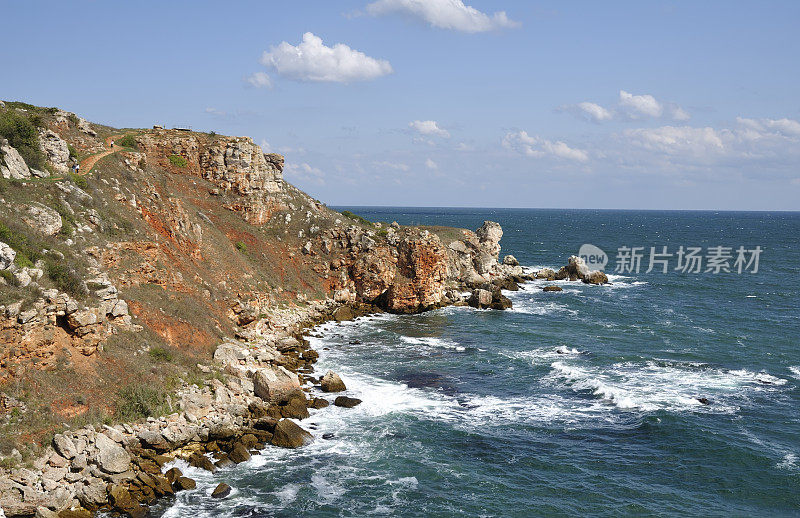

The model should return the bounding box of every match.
[157,209,800,517]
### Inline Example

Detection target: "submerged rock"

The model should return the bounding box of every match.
[334,396,362,408]
[211,483,232,499]
[542,285,563,292]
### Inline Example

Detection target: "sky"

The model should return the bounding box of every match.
[2,1,799,210]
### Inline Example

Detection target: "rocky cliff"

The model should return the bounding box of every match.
[0,101,535,516]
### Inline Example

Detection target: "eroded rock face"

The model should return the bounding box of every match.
[38,129,70,174]
[21,203,62,235]
[0,241,16,270]
[135,133,284,225]
[0,140,31,179]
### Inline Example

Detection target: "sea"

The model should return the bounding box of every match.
[154,208,800,517]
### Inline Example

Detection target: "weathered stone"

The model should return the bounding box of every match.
[320,370,346,393]
[280,396,310,420]
[228,443,251,464]
[332,306,355,322]
[0,241,16,270]
[164,467,182,485]
[334,396,362,408]
[38,129,70,174]
[252,365,301,404]
[211,482,232,499]
[0,140,32,179]
[21,203,62,236]
[542,285,563,292]
[468,289,493,309]
[95,433,131,474]
[173,476,196,491]
[271,419,313,449]
[502,254,519,266]
[582,270,609,285]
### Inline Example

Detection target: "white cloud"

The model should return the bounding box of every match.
[456,142,473,151]
[623,117,800,164]
[564,91,690,123]
[205,107,227,116]
[503,131,589,162]
[258,32,392,83]
[624,126,724,157]
[365,0,519,33]
[736,117,800,138]
[425,158,438,169]
[284,162,325,185]
[575,102,613,122]
[619,90,663,118]
[245,71,272,88]
[374,160,410,171]
[260,139,272,153]
[409,120,450,138]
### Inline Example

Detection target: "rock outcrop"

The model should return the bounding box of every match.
[37,129,70,174]
[0,140,31,179]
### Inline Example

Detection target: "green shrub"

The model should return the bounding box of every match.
[67,113,79,126]
[377,228,388,237]
[115,385,168,420]
[235,241,247,253]
[45,261,86,298]
[118,135,137,149]
[70,174,88,189]
[0,269,19,287]
[341,210,371,225]
[0,110,46,170]
[148,346,174,362]
[0,221,43,267]
[168,154,188,168]
[67,144,77,160]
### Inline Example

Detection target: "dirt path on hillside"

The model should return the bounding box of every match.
[78,134,124,175]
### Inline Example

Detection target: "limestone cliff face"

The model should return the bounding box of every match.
[135,132,284,224]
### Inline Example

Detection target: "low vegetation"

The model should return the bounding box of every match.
[118,134,137,149]
[341,210,371,225]
[0,109,46,170]
[45,261,87,298]
[168,154,188,168]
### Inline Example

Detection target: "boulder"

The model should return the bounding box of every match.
[271,419,313,449]
[173,477,196,491]
[333,305,354,322]
[280,396,310,420]
[0,140,32,179]
[164,467,182,485]
[311,398,330,409]
[52,434,77,459]
[490,293,513,310]
[542,285,563,292]
[320,371,346,393]
[0,242,16,270]
[582,270,609,285]
[211,483,232,499]
[468,289,493,309]
[22,203,62,236]
[252,365,301,404]
[502,255,519,266]
[228,443,251,464]
[95,433,130,474]
[107,485,145,518]
[536,268,556,280]
[334,396,362,408]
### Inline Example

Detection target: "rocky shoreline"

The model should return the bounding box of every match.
[0,252,608,517]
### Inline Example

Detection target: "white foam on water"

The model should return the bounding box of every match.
[274,483,300,505]
[788,366,800,378]
[400,335,465,351]
[777,453,798,470]
[549,360,788,413]
[502,346,582,365]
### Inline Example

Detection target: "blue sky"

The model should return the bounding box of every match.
[3,1,799,210]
